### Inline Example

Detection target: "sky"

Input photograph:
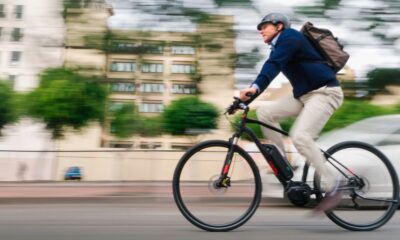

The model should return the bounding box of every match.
[107,0,400,89]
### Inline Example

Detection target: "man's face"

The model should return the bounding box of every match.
[259,23,280,44]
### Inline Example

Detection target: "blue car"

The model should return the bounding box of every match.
[64,166,82,181]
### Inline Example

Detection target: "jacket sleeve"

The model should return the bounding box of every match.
[251,36,301,94]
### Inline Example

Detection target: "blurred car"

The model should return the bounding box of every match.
[261,114,400,201]
[64,166,82,181]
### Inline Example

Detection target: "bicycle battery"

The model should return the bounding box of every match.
[260,144,293,181]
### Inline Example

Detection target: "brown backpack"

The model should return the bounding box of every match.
[300,22,350,72]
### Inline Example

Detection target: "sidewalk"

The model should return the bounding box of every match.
[0,181,291,206]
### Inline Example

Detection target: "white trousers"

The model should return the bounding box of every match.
[256,86,344,190]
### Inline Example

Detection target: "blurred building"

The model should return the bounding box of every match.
[62,1,235,149]
[64,0,112,76]
[102,16,235,149]
[0,0,64,181]
[0,0,64,91]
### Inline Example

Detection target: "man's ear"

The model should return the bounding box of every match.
[277,23,284,31]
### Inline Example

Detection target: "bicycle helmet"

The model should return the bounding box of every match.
[257,13,291,30]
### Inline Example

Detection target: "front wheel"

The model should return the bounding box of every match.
[314,141,399,231]
[173,140,262,231]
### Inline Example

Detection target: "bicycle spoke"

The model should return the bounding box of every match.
[173,140,261,231]
[314,141,399,231]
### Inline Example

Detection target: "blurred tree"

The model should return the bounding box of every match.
[109,103,164,138]
[214,0,252,7]
[163,97,219,135]
[367,68,400,93]
[324,99,398,132]
[26,68,108,139]
[233,109,294,140]
[233,99,400,139]
[109,103,139,138]
[233,109,262,140]
[0,81,18,134]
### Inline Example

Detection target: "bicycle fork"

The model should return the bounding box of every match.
[214,136,240,189]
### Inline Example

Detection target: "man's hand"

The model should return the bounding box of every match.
[239,87,257,102]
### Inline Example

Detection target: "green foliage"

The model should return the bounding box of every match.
[110,103,164,138]
[233,99,400,139]
[163,97,219,135]
[367,68,400,93]
[0,81,18,133]
[26,68,108,139]
[214,0,252,7]
[110,103,139,138]
[135,116,164,137]
[233,109,262,139]
[323,99,399,133]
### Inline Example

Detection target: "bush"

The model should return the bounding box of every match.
[26,68,108,138]
[233,99,400,138]
[367,68,400,93]
[0,81,17,134]
[163,97,219,135]
[110,103,164,138]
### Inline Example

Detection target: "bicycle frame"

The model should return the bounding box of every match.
[223,107,297,188]
[222,104,360,192]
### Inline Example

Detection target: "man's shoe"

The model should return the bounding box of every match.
[313,190,343,214]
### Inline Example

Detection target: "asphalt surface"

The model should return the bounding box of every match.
[0,181,291,205]
[0,182,399,240]
[0,201,399,240]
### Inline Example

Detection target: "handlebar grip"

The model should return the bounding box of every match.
[245,92,254,97]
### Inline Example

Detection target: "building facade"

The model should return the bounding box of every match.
[62,3,236,149]
[0,0,64,91]
[103,16,235,149]
[0,0,64,181]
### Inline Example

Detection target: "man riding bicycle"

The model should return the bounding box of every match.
[239,12,344,213]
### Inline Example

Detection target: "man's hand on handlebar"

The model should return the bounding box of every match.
[239,87,257,102]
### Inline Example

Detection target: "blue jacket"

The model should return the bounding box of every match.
[252,28,339,99]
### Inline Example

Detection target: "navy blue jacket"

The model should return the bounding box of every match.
[252,28,339,99]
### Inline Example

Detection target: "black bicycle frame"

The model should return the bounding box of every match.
[221,108,299,188]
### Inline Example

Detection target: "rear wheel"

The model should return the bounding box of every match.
[314,141,399,231]
[173,140,262,231]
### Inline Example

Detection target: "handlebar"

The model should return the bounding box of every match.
[225,92,254,115]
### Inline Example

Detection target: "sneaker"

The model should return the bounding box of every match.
[313,190,343,214]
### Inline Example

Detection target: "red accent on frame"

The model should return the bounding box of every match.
[267,160,278,175]
[223,164,230,174]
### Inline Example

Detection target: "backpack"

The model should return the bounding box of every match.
[300,22,350,73]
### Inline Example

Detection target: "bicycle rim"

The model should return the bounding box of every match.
[315,141,399,231]
[173,140,262,231]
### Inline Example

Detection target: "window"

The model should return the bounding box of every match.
[141,63,163,73]
[11,28,23,42]
[171,144,191,150]
[171,84,196,94]
[110,62,136,72]
[0,5,5,18]
[140,83,164,93]
[171,46,195,55]
[110,41,138,52]
[14,5,23,19]
[108,101,125,112]
[142,43,163,54]
[171,64,195,74]
[10,51,21,66]
[111,82,135,93]
[139,103,164,113]
[108,142,133,148]
[139,142,162,149]
[8,75,16,88]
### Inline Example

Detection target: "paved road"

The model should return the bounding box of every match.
[0,201,399,240]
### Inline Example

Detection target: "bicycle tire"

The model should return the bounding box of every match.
[314,141,399,231]
[172,140,262,231]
